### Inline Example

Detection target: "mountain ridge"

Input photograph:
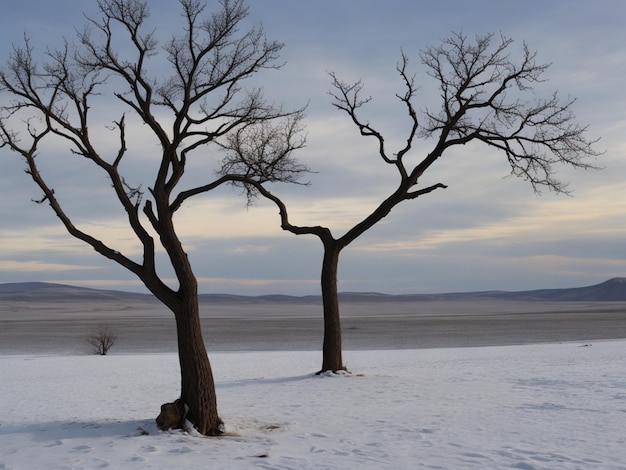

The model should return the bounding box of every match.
[1,278,626,302]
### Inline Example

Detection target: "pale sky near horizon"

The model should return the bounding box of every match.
[0,1,625,295]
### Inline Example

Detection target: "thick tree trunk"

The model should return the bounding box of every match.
[146,194,223,435]
[319,244,345,373]
[173,294,222,435]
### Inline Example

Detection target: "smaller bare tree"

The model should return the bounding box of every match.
[88,326,117,355]
[218,32,602,374]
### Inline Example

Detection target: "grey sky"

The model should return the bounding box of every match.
[0,1,624,295]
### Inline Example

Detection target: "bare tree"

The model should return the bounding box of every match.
[219,32,601,373]
[88,326,117,355]
[0,0,306,435]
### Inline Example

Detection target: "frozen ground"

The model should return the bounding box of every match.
[2,299,626,354]
[1,341,626,469]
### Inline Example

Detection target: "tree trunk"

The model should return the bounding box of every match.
[173,294,222,435]
[319,243,345,373]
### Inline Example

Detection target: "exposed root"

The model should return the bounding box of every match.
[315,365,350,376]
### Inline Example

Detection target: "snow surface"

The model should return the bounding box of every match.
[1,342,625,469]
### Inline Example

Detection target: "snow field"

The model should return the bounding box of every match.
[1,341,625,469]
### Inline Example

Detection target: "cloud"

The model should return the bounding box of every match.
[1,0,624,295]
[227,245,273,255]
[0,260,98,273]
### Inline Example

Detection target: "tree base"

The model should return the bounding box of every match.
[315,365,349,376]
[197,418,225,437]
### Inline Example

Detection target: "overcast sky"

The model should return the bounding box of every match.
[1,1,624,295]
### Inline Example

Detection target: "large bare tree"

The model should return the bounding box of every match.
[0,0,306,435]
[219,32,601,373]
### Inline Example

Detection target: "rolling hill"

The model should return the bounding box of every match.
[1,278,626,302]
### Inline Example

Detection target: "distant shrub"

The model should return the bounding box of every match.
[88,326,117,355]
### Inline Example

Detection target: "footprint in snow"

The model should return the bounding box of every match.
[71,444,92,453]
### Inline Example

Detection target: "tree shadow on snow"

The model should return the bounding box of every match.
[0,418,158,442]
[218,373,316,389]
[218,370,359,390]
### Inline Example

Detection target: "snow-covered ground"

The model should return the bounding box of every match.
[1,341,625,469]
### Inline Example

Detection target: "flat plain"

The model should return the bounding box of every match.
[1,298,625,354]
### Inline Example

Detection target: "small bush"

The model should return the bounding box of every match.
[88,326,117,355]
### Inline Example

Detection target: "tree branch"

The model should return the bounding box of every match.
[416,32,601,193]
[1,0,307,305]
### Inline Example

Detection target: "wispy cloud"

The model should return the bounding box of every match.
[1,0,623,294]
[0,260,98,273]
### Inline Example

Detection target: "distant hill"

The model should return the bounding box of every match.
[1,278,626,302]
[0,282,156,302]
[383,278,626,302]
[336,277,626,302]
[484,277,626,302]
